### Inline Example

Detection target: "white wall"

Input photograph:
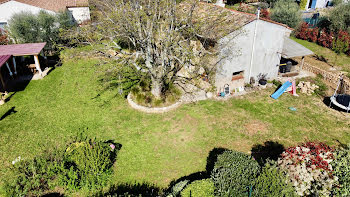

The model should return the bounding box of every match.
[68,7,90,23]
[315,0,330,8]
[216,20,291,91]
[0,1,55,23]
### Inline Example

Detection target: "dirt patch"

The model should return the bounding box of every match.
[243,120,269,136]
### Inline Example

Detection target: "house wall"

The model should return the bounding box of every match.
[0,1,55,24]
[67,7,90,23]
[216,20,291,93]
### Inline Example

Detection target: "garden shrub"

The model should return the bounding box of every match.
[270,0,301,29]
[181,179,215,197]
[314,74,328,97]
[59,136,118,191]
[331,145,350,196]
[277,142,337,196]
[211,150,260,197]
[3,151,64,196]
[299,0,307,10]
[253,162,297,197]
[2,135,119,196]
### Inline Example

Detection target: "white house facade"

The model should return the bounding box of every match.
[216,19,292,92]
[0,0,90,29]
[0,1,55,28]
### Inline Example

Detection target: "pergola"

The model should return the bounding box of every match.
[0,42,46,91]
[0,55,12,89]
[0,42,47,76]
[281,38,314,70]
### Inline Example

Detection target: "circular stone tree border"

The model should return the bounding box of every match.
[127,93,183,113]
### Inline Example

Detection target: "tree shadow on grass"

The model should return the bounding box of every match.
[0,106,17,121]
[251,141,285,166]
[41,193,64,197]
[100,183,161,197]
[164,147,230,196]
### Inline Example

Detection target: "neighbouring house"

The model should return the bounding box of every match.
[181,2,313,94]
[0,0,90,29]
[301,0,332,10]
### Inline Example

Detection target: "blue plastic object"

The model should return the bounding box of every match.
[271,81,292,100]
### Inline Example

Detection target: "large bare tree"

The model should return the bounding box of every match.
[91,0,210,98]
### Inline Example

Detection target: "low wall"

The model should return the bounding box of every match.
[127,94,183,113]
[302,63,350,94]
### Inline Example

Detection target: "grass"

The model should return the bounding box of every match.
[291,37,350,72]
[1,47,350,192]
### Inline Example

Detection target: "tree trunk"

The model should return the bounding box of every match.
[151,77,162,99]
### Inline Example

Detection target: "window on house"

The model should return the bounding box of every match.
[232,71,244,81]
[0,22,7,30]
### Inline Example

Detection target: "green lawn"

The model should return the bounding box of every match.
[291,37,350,71]
[1,48,350,190]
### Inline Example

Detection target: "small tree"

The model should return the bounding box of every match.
[270,0,301,28]
[329,2,350,34]
[8,10,76,53]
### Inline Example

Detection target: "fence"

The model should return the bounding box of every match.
[302,62,350,94]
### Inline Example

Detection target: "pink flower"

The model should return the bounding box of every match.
[110,144,115,150]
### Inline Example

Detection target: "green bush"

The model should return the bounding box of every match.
[331,145,350,196]
[181,179,215,197]
[299,0,308,10]
[270,0,301,28]
[314,74,328,97]
[253,162,297,197]
[8,10,76,53]
[3,151,64,196]
[2,135,119,196]
[211,150,261,197]
[62,138,116,191]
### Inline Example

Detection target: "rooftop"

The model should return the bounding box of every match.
[0,0,89,12]
[0,42,46,56]
[179,2,292,40]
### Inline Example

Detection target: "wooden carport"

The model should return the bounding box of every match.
[0,42,47,76]
[0,55,12,90]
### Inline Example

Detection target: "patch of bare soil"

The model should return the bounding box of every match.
[243,120,269,136]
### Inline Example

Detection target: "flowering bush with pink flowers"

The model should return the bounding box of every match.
[277,142,338,196]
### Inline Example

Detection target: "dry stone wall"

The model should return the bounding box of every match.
[302,63,350,94]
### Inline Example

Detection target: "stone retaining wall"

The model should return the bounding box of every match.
[302,63,350,94]
[127,94,183,113]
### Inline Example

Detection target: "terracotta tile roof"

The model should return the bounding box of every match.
[0,0,89,12]
[179,2,292,40]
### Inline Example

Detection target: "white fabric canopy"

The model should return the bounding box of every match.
[282,38,314,58]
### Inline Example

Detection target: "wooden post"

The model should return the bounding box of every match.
[0,69,6,90]
[34,55,43,75]
[5,62,13,77]
[12,57,17,75]
[300,56,305,71]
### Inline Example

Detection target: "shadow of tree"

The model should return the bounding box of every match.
[0,106,17,121]
[41,193,64,197]
[251,141,285,166]
[100,183,161,197]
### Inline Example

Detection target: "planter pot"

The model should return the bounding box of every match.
[259,79,267,85]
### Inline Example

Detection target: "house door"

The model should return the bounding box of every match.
[311,0,317,8]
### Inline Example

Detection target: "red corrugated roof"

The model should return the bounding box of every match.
[0,42,46,56]
[0,55,11,68]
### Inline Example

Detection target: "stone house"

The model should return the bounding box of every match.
[182,3,311,94]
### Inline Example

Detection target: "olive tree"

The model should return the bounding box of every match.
[271,0,301,28]
[91,0,216,99]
